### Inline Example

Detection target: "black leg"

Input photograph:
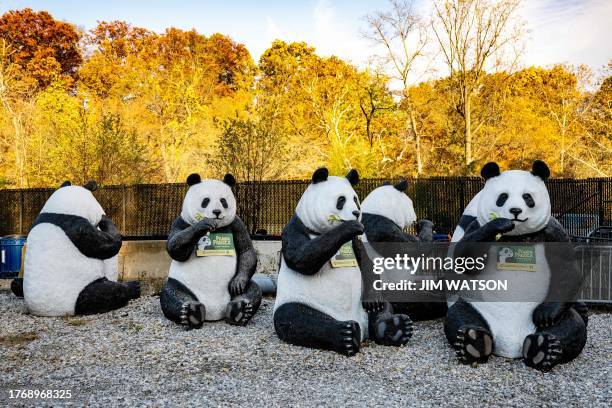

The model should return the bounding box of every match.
[392,302,448,322]
[160,278,206,329]
[226,281,262,326]
[523,306,587,372]
[368,302,413,346]
[10,278,24,298]
[75,278,140,315]
[274,302,361,356]
[445,298,493,364]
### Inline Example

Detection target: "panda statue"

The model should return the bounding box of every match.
[24,181,140,316]
[160,173,261,329]
[274,168,413,356]
[360,181,447,321]
[446,160,588,371]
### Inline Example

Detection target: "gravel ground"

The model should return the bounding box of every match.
[0,284,610,407]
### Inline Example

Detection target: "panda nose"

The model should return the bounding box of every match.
[213,209,222,217]
[352,210,360,218]
[509,208,522,217]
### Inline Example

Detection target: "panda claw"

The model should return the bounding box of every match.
[374,314,412,347]
[337,321,360,357]
[453,326,492,365]
[226,299,256,326]
[523,333,563,372]
[179,301,205,329]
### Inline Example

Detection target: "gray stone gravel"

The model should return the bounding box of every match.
[0,284,610,407]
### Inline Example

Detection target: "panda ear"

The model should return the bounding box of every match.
[346,169,359,186]
[60,181,71,188]
[83,180,97,191]
[394,180,408,192]
[481,162,501,180]
[382,181,391,186]
[312,167,329,184]
[531,160,550,180]
[223,173,236,187]
[186,173,201,186]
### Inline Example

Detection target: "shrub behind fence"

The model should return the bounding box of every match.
[0,177,610,238]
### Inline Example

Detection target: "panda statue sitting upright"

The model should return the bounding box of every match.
[24,181,140,316]
[445,160,588,371]
[360,181,447,321]
[160,173,261,329]
[274,168,413,356]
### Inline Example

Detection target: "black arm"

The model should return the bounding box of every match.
[228,217,258,295]
[31,213,122,260]
[282,215,364,276]
[362,213,433,259]
[166,216,216,262]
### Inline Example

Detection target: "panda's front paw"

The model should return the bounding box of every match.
[374,314,413,346]
[225,299,256,326]
[533,302,567,329]
[229,275,249,296]
[180,301,206,329]
[523,333,563,372]
[125,281,141,300]
[337,321,360,357]
[453,326,493,364]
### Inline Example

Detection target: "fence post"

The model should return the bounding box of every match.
[19,190,24,235]
[598,180,604,227]
[459,179,466,214]
[122,185,127,234]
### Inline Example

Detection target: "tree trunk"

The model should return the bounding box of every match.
[409,108,422,175]
[464,92,472,170]
[404,88,423,176]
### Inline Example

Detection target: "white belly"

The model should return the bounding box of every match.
[458,243,551,358]
[274,257,368,340]
[169,253,237,321]
[24,224,104,316]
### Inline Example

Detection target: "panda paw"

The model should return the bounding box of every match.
[180,301,206,329]
[337,321,361,357]
[125,281,141,300]
[523,333,563,372]
[225,299,256,326]
[453,326,493,364]
[374,314,413,346]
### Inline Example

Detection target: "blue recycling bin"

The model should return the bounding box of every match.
[0,235,26,278]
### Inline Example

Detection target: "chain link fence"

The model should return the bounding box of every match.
[0,178,610,238]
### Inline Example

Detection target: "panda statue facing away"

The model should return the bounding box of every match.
[446,160,588,371]
[360,181,447,321]
[24,181,140,316]
[274,168,413,357]
[160,173,261,329]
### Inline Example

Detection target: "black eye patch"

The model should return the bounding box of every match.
[220,198,228,209]
[496,193,509,207]
[202,198,210,208]
[353,196,360,210]
[523,193,535,208]
[336,196,346,210]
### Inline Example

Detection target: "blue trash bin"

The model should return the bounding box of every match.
[0,235,26,278]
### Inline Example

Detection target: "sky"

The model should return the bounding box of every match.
[1,0,610,81]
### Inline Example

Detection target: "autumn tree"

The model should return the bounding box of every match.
[0,8,81,88]
[432,0,524,171]
[364,0,429,175]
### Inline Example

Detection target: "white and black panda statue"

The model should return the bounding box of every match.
[160,173,261,329]
[24,181,140,316]
[274,168,413,356]
[361,181,447,321]
[446,160,588,371]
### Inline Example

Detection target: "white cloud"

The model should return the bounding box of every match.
[519,0,612,70]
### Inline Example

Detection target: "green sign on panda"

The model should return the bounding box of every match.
[496,245,537,272]
[330,241,358,268]
[196,233,236,256]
